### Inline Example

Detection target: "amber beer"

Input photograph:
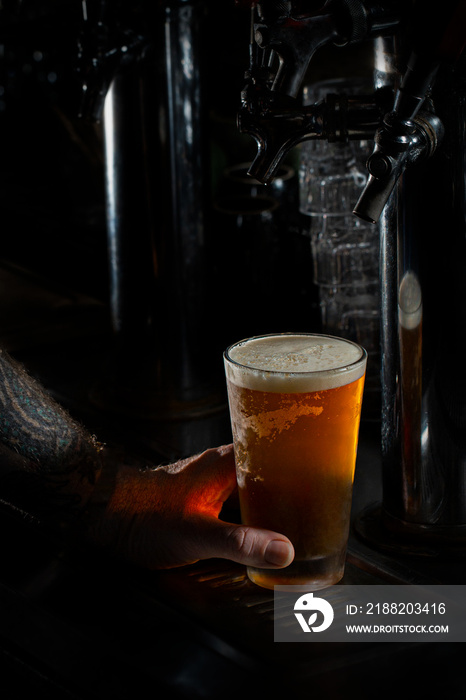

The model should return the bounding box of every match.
[224,333,367,590]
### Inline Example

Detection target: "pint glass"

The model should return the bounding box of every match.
[224,333,367,590]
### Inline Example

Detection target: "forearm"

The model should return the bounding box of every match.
[0,348,103,527]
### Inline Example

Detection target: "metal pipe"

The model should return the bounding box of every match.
[357,40,466,552]
[99,0,223,418]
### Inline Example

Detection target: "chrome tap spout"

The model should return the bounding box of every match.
[353,108,445,224]
[241,87,388,183]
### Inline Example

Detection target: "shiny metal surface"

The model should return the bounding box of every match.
[97,0,224,418]
[239,89,386,184]
[238,0,402,183]
[103,71,155,341]
[376,52,466,543]
[353,109,444,224]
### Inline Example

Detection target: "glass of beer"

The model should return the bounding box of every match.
[224,333,367,590]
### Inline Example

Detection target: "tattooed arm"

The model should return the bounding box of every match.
[0,348,294,570]
[0,348,102,528]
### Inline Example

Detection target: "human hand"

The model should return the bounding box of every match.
[84,444,294,571]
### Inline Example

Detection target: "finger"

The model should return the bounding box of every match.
[163,444,235,477]
[193,517,295,569]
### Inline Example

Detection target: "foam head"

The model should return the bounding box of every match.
[224,333,367,393]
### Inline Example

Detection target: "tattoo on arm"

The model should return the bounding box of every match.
[0,349,103,526]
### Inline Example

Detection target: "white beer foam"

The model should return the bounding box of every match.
[225,334,366,392]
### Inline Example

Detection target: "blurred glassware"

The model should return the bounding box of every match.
[299,78,381,419]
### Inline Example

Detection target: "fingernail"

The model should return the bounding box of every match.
[264,540,293,566]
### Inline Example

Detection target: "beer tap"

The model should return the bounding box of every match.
[235,0,466,555]
[76,0,225,430]
[352,2,466,551]
[353,2,466,224]
[238,0,403,183]
[352,88,445,224]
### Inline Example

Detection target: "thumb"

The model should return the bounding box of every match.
[198,518,295,569]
